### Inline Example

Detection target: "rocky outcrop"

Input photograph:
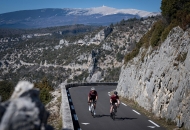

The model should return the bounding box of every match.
[87,50,98,77]
[0,81,52,130]
[104,27,113,38]
[117,27,190,129]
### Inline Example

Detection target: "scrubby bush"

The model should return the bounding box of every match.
[124,48,139,63]
[175,52,187,62]
[116,52,124,62]
[69,70,89,83]
[34,77,53,104]
[104,67,121,82]
[0,81,14,101]
[150,20,165,47]
[74,71,89,82]
[161,19,178,42]
[161,0,190,30]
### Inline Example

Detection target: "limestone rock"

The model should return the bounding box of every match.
[0,81,52,130]
[117,27,190,129]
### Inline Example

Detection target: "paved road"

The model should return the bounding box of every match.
[67,85,166,130]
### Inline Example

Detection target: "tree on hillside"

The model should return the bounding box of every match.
[161,0,190,29]
[0,81,14,101]
[34,77,53,104]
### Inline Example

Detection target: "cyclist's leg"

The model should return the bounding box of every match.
[93,98,96,109]
[91,99,96,115]
[89,99,92,111]
[110,103,114,114]
[114,103,118,112]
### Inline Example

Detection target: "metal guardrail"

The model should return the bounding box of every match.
[61,82,117,130]
[65,82,118,88]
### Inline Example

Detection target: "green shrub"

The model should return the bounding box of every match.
[176,10,190,30]
[124,20,166,64]
[150,20,165,47]
[34,77,53,104]
[175,52,187,62]
[161,0,190,29]
[116,52,124,62]
[104,67,121,82]
[0,81,14,101]
[67,79,73,83]
[68,70,89,83]
[124,48,139,63]
[161,19,178,42]
[137,21,156,49]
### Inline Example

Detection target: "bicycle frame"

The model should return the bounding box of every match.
[111,103,117,120]
[89,101,96,117]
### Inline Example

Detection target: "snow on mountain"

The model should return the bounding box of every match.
[0,6,160,28]
[67,6,160,17]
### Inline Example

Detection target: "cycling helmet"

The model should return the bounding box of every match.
[91,87,95,90]
[114,91,118,95]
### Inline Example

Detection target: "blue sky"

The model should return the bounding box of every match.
[0,0,162,14]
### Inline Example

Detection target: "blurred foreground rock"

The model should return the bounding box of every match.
[0,81,53,130]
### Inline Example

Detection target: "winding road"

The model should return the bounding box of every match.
[67,85,166,130]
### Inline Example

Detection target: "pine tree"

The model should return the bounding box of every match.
[161,0,190,28]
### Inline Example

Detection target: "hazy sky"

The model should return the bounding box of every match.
[0,0,162,14]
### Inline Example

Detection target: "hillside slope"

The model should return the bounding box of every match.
[0,17,159,86]
[117,26,190,129]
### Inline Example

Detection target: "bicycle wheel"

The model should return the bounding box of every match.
[112,107,116,120]
[91,104,94,117]
[112,111,115,120]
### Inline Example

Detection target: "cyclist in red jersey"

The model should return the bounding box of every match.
[110,91,120,116]
[88,87,98,115]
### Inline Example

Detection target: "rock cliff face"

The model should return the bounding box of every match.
[0,81,51,130]
[117,26,190,129]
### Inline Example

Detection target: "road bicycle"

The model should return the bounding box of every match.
[110,103,118,120]
[89,101,96,118]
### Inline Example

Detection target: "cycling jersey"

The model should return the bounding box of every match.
[110,95,119,103]
[88,90,98,100]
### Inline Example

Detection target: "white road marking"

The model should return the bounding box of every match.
[121,102,127,106]
[133,110,141,115]
[69,98,72,102]
[81,123,90,125]
[148,120,160,127]
[71,105,74,110]
[108,92,111,96]
[147,126,156,128]
[74,114,78,120]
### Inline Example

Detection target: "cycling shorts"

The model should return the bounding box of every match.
[90,98,96,102]
[111,102,117,105]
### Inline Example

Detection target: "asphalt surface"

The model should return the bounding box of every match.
[68,85,166,130]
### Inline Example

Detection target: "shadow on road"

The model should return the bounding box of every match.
[94,114,137,121]
[114,117,137,121]
[94,114,110,118]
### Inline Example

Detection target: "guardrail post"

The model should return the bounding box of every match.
[61,83,74,130]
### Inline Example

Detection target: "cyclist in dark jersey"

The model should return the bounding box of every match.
[88,87,98,114]
[110,91,120,115]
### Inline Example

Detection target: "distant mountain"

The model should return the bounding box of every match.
[0,6,160,29]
